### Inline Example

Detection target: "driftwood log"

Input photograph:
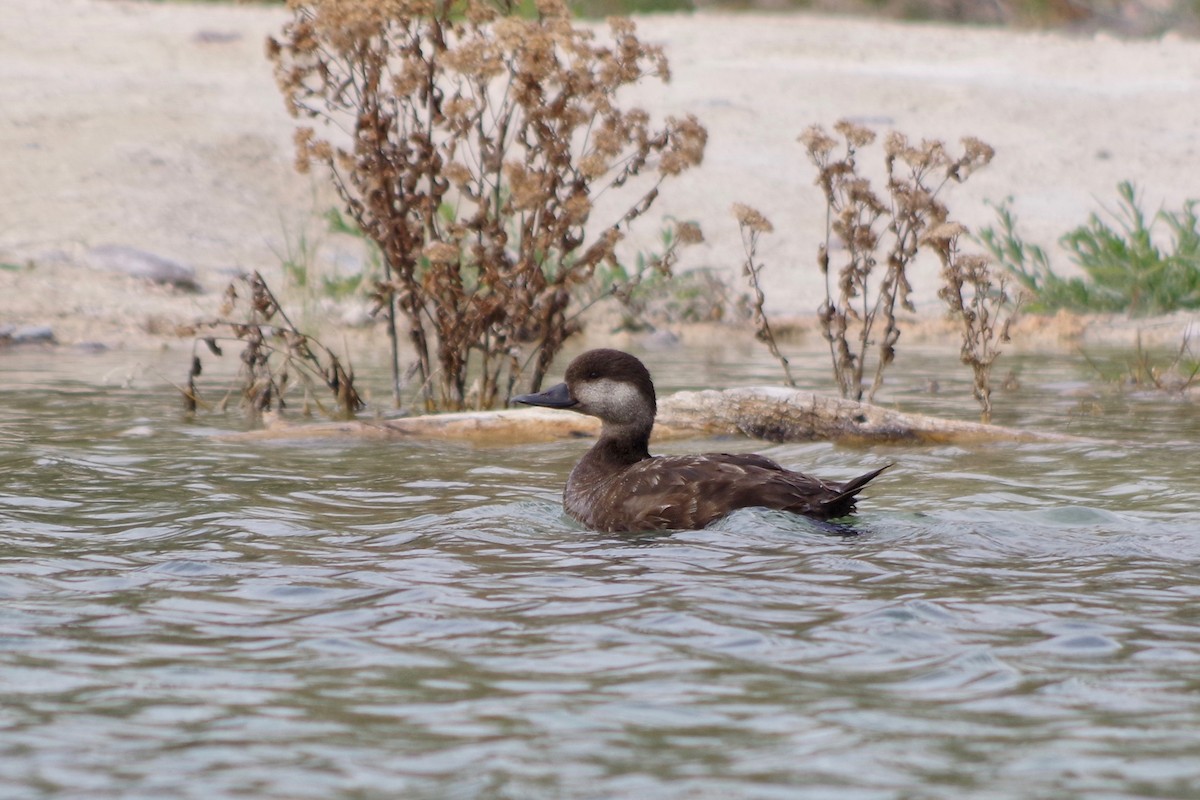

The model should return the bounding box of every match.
[228,387,1084,445]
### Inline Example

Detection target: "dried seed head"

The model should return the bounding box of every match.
[660,115,707,176]
[562,192,592,225]
[675,221,704,245]
[962,136,995,166]
[799,125,837,157]
[592,120,627,159]
[465,1,498,25]
[310,139,333,162]
[536,0,570,18]
[833,120,876,148]
[443,162,472,188]
[923,221,968,243]
[423,241,461,264]
[883,131,908,158]
[958,254,992,277]
[504,163,548,211]
[442,40,495,77]
[733,203,774,234]
[293,126,316,173]
[579,153,609,180]
[493,17,527,50]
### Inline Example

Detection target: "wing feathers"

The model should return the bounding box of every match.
[595,455,889,530]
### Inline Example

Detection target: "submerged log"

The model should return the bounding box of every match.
[227,387,1085,445]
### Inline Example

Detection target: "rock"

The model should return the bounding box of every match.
[86,245,201,292]
[0,324,56,346]
[191,30,241,45]
[339,304,375,328]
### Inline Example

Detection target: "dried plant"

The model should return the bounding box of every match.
[268,0,705,411]
[181,271,364,420]
[926,224,1022,422]
[733,202,794,387]
[587,219,708,331]
[799,121,993,402]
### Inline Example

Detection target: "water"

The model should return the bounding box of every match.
[2,341,1199,799]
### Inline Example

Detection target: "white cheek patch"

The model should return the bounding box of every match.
[575,378,646,423]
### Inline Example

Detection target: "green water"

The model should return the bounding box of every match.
[1,341,1198,799]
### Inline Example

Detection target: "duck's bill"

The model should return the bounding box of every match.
[511,382,577,409]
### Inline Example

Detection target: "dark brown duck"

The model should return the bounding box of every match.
[513,348,889,532]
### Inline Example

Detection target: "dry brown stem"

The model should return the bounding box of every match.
[733,203,794,387]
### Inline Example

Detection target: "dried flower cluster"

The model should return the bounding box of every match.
[181,272,363,419]
[926,223,1022,422]
[268,0,706,411]
[732,203,794,387]
[800,120,994,402]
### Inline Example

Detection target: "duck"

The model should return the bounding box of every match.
[512,348,889,532]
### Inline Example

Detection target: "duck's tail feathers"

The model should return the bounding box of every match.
[821,463,892,517]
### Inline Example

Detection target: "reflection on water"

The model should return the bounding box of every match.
[2,342,1199,799]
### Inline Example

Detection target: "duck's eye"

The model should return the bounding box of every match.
[587,371,599,380]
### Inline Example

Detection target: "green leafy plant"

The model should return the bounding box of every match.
[978,183,1200,315]
[321,207,383,299]
[588,220,714,331]
[268,0,705,411]
[273,215,321,294]
[274,207,380,304]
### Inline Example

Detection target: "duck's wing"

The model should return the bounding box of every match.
[605,454,809,530]
[610,455,888,530]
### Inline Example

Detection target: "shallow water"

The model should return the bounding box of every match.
[2,342,1199,799]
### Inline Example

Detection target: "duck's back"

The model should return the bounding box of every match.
[566,452,885,532]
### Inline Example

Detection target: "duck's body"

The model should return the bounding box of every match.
[514,349,888,533]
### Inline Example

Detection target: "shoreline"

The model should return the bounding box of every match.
[2,0,1198,354]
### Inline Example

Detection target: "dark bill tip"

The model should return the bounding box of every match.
[511,382,577,409]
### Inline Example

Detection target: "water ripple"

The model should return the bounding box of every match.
[2,347,1200,798]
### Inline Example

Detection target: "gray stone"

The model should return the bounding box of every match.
[0,324,56,345]
[86,245,201,292]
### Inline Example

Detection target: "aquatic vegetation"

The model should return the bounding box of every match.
[978,182,1200,316]
[1082,329,1200,394]
[926,222,1022,422]
[180,272,363,419]
[268,0,705,411]
[799,121,994,402]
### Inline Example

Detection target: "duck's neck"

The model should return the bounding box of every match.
[589,420,653,466]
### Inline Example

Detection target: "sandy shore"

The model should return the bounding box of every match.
[1,0,1198,347]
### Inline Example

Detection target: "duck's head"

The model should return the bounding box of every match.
[512,348,657,427]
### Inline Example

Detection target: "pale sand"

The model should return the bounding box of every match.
[1,0,1198,346]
